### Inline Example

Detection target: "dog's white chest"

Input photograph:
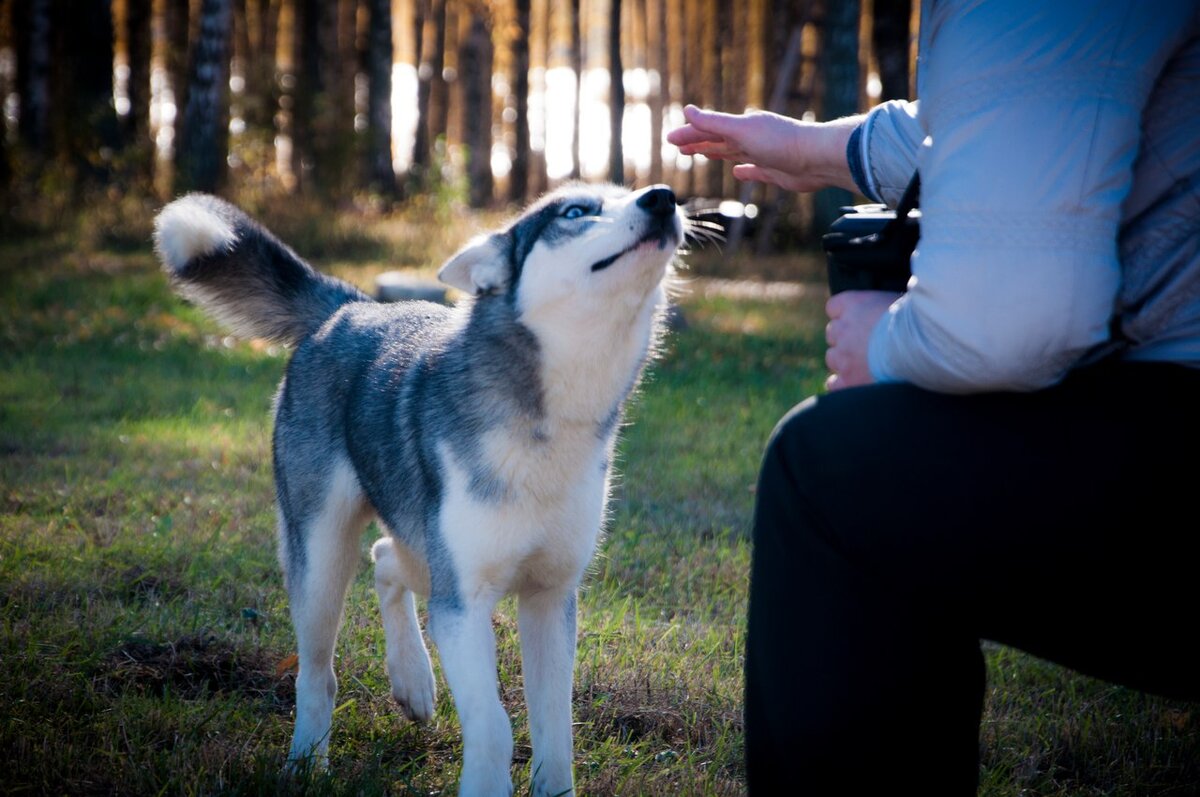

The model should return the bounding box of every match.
[436,429,610,595]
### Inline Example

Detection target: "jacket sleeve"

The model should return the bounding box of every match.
[854,99,924,206]
[865,0,1194,393]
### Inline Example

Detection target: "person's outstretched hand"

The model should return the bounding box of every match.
[666,104,861,194]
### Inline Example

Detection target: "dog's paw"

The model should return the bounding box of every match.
[282,751,328,778]
[388,652,437,723]
[532,780,574,797]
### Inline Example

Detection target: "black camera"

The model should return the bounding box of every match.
[822,174,920,295]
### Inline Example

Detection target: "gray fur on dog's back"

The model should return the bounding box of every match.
[275,291,547,608]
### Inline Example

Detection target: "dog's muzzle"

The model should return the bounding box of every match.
[590,186,681,272]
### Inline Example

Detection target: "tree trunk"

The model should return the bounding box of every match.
[681,0,702,196]
[429,0,449,156]
[666,0,684,194]
[872,0,911,101]
[124,0,153,166]
[762,0,798,117]
[459,1,493,207]
[702,0,724,198]
[568,0,581,180]
[645,0,666,185]
[236,0,281,137]
[165,0,192,156]
[13,0,51,155]
[291,0,352,196]
[508,0,530,202]
[813,0,860,231]
[338,0,360,126]
[366,0,396,194]
[530,0,550,195]
[410,0,429,179]
[607,0,623,185]
[52,0,119,186]
[175,0,234,193]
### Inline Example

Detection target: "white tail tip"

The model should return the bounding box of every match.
[153,195,237,272]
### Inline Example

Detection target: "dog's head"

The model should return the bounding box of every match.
[438,183,683,320]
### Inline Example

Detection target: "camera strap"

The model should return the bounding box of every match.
[882,171,920,239]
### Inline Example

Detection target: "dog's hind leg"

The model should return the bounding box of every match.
[280,458,371,770]
[370,536,436,723]
[518,587,578,797]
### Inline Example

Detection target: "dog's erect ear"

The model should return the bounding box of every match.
[438,234,510,296]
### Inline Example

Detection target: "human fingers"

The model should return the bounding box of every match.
[665,124,725,149]
[730,164,811,191]
[679,104,764,144]
[826,292,848,320]
[677,141,748,160]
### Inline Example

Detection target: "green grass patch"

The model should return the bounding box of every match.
[1,209,1196,795]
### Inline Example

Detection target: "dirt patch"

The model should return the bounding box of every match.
[98,631,293,709]
[575,677,740,751]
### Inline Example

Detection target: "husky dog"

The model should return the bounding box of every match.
[152,183,684,796]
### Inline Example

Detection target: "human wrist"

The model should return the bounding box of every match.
[813,115,864,193]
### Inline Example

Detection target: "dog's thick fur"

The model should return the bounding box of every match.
[152,184,683,796]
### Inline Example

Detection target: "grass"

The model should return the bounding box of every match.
[1,199,1197,796]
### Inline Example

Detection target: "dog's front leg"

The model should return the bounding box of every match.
[518,587,577,797]
[428,594,514,797]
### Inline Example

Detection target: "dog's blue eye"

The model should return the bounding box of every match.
[562,205,588,220]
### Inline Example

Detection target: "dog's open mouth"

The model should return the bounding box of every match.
[590,224,679,273]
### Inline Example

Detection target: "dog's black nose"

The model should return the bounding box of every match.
[637,186,677,217]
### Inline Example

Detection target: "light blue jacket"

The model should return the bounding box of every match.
[852,0,1200,392]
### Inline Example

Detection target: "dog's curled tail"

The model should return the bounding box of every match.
[153,193,370,346]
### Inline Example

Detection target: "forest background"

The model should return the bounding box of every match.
[2,2,1198,796]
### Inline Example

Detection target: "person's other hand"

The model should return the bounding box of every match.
[825,290,900,391]
[665,105,860,194]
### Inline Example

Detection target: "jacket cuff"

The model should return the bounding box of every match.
[845,122,880,202]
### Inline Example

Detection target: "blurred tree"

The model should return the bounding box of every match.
[761,0,800,119]
[666,0,685,195]
[410,0,428,178]
[681,0,699,196]
[459,0,492,206]
[607,0,623,185]
[123,0,153,173]
[235,0,283,137]
[508,0,530,201]
[413,0,447,181]
[13,0,50,157]
[813,0,860,231]
[175,0,233,193]
[872,0,911,101]
[428,0,449,159]
[645,0,665,185]
[701,0,723,198]
[51,0,119,186]
[366,0,396,195]
[337,0,359,128]
[164,0,191,155]
[292,0,355,196]
[568,0,581,180]
[529,0,549,196]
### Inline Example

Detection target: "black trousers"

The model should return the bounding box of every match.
[745,360,1200,795]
